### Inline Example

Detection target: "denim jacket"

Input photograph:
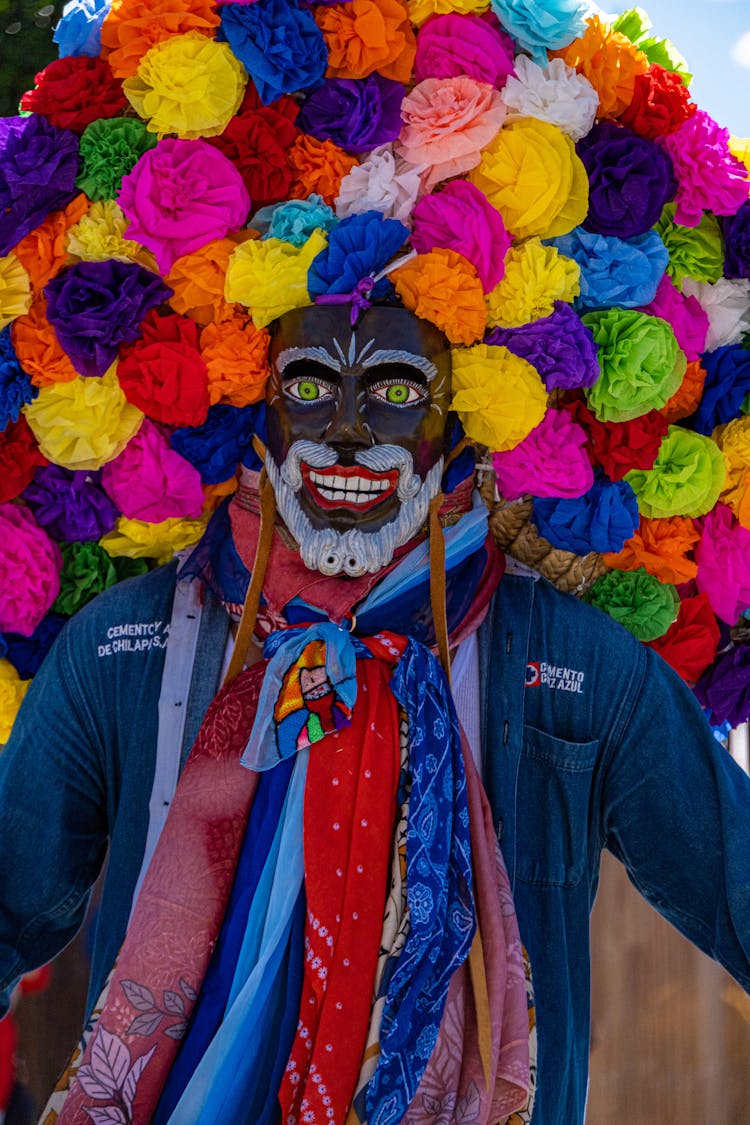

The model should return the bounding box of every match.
[1,562,748,1124]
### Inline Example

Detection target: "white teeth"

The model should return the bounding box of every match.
[308,471,391,498]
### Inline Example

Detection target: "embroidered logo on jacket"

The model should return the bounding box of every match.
[526,661,585,694]
[97,620,169,656]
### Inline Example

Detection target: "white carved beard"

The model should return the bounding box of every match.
[266,439,444,577]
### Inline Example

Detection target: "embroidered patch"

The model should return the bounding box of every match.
[525,662,541,687]
[525,661,585,694]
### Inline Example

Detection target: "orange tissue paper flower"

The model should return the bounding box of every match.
[603,514,701,585]
[12,195,89,295]
[166,238,241,326]
[659,359,707,422]
[316,0,416,84]
[200,316,271,407]
[100,0,220,79]
[551,14,648,120]
[11,299,78,387]
[288,135,359,206]
[392,248,486,345]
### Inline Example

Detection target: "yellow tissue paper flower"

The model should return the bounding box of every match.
[714,415,750,528]
[729,137,750,177]
[0,253,32,329]
[24,365,144,471]
[485,239,580,328]
[225,230,328,329]
[0,660,30,745]
[66,200,157,268]
[451,343,547,451]
[100,515,208,566]
[470,117,589,240]
[123,32,247,139]
[407,0,488,28]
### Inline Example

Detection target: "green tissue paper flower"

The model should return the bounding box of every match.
[584,567,680,641]
[113,556,149,582]
[655,204,724,290]
[52,541,118,616]
[582,308,686,422]
[612,9,692,82]
[76,118,158,202]
[625,424,726,518]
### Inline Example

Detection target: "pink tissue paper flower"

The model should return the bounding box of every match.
[411,179,512,292]
[118,137,251,273]
[492,408,594,501]
[639,275,709,362]
[0,503,61,635]
[101,419,205,522]
[695,503,750,625]
[658,110,750,228]
[413,13,516,89]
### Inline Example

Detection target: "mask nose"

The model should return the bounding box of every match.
[324,376,372,451]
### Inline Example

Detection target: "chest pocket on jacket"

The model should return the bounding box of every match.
[516,725,599,888]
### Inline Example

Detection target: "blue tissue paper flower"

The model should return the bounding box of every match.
[0,327,37,431]
[692,344,750,435]
[489,0,588,63]
[533,476,639,554]
[307,211,409,298]
[254,195,339,247]
[219,0,327,106]
[4,613,67,678]
[171,404,267,483]
[550,228,669,311]
[53,0,111,57]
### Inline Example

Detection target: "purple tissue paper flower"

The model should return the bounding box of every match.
[23,464,119,542]
[485,302,600,391]
[694,644,750,728]
[0,115,80,257]
[298,75,405,154]
[577,121,677,240]
[723,200,750,280]
[44,259,172,377]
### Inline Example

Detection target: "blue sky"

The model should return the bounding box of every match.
[605,0,750,136]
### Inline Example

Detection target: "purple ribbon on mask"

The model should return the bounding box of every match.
[315,276,375,326]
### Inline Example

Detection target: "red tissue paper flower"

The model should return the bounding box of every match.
[117,311,210,428]
[208,85,299,211]
[20,56,127,135]
[0,416,47,503]
[561,395,669,481]
[647,592,720,685]
[619,64,696,141]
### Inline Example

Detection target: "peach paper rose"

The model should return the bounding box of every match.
[396,76,506,189]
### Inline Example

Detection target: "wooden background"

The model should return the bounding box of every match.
[11,847,750,1124]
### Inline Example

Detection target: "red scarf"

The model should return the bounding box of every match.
[280,638,405,1123]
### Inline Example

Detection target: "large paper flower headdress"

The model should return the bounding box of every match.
[0,0,749,738]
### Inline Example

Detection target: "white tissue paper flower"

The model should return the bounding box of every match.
[502,56,598,142]
[681,277,750,351]
[335,145,425,226]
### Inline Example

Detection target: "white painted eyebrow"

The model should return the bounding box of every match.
[276,346,342,374]
[361,349,438,381]
[275,344,438,381]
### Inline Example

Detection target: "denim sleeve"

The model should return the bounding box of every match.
[601,643,750,992]
[0,624,109,1017]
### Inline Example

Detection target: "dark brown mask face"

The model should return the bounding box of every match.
[265,304,452,535]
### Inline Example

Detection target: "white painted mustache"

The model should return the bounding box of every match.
[279,439,421,502]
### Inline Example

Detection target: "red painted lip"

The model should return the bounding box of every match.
[300,462,399,512]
